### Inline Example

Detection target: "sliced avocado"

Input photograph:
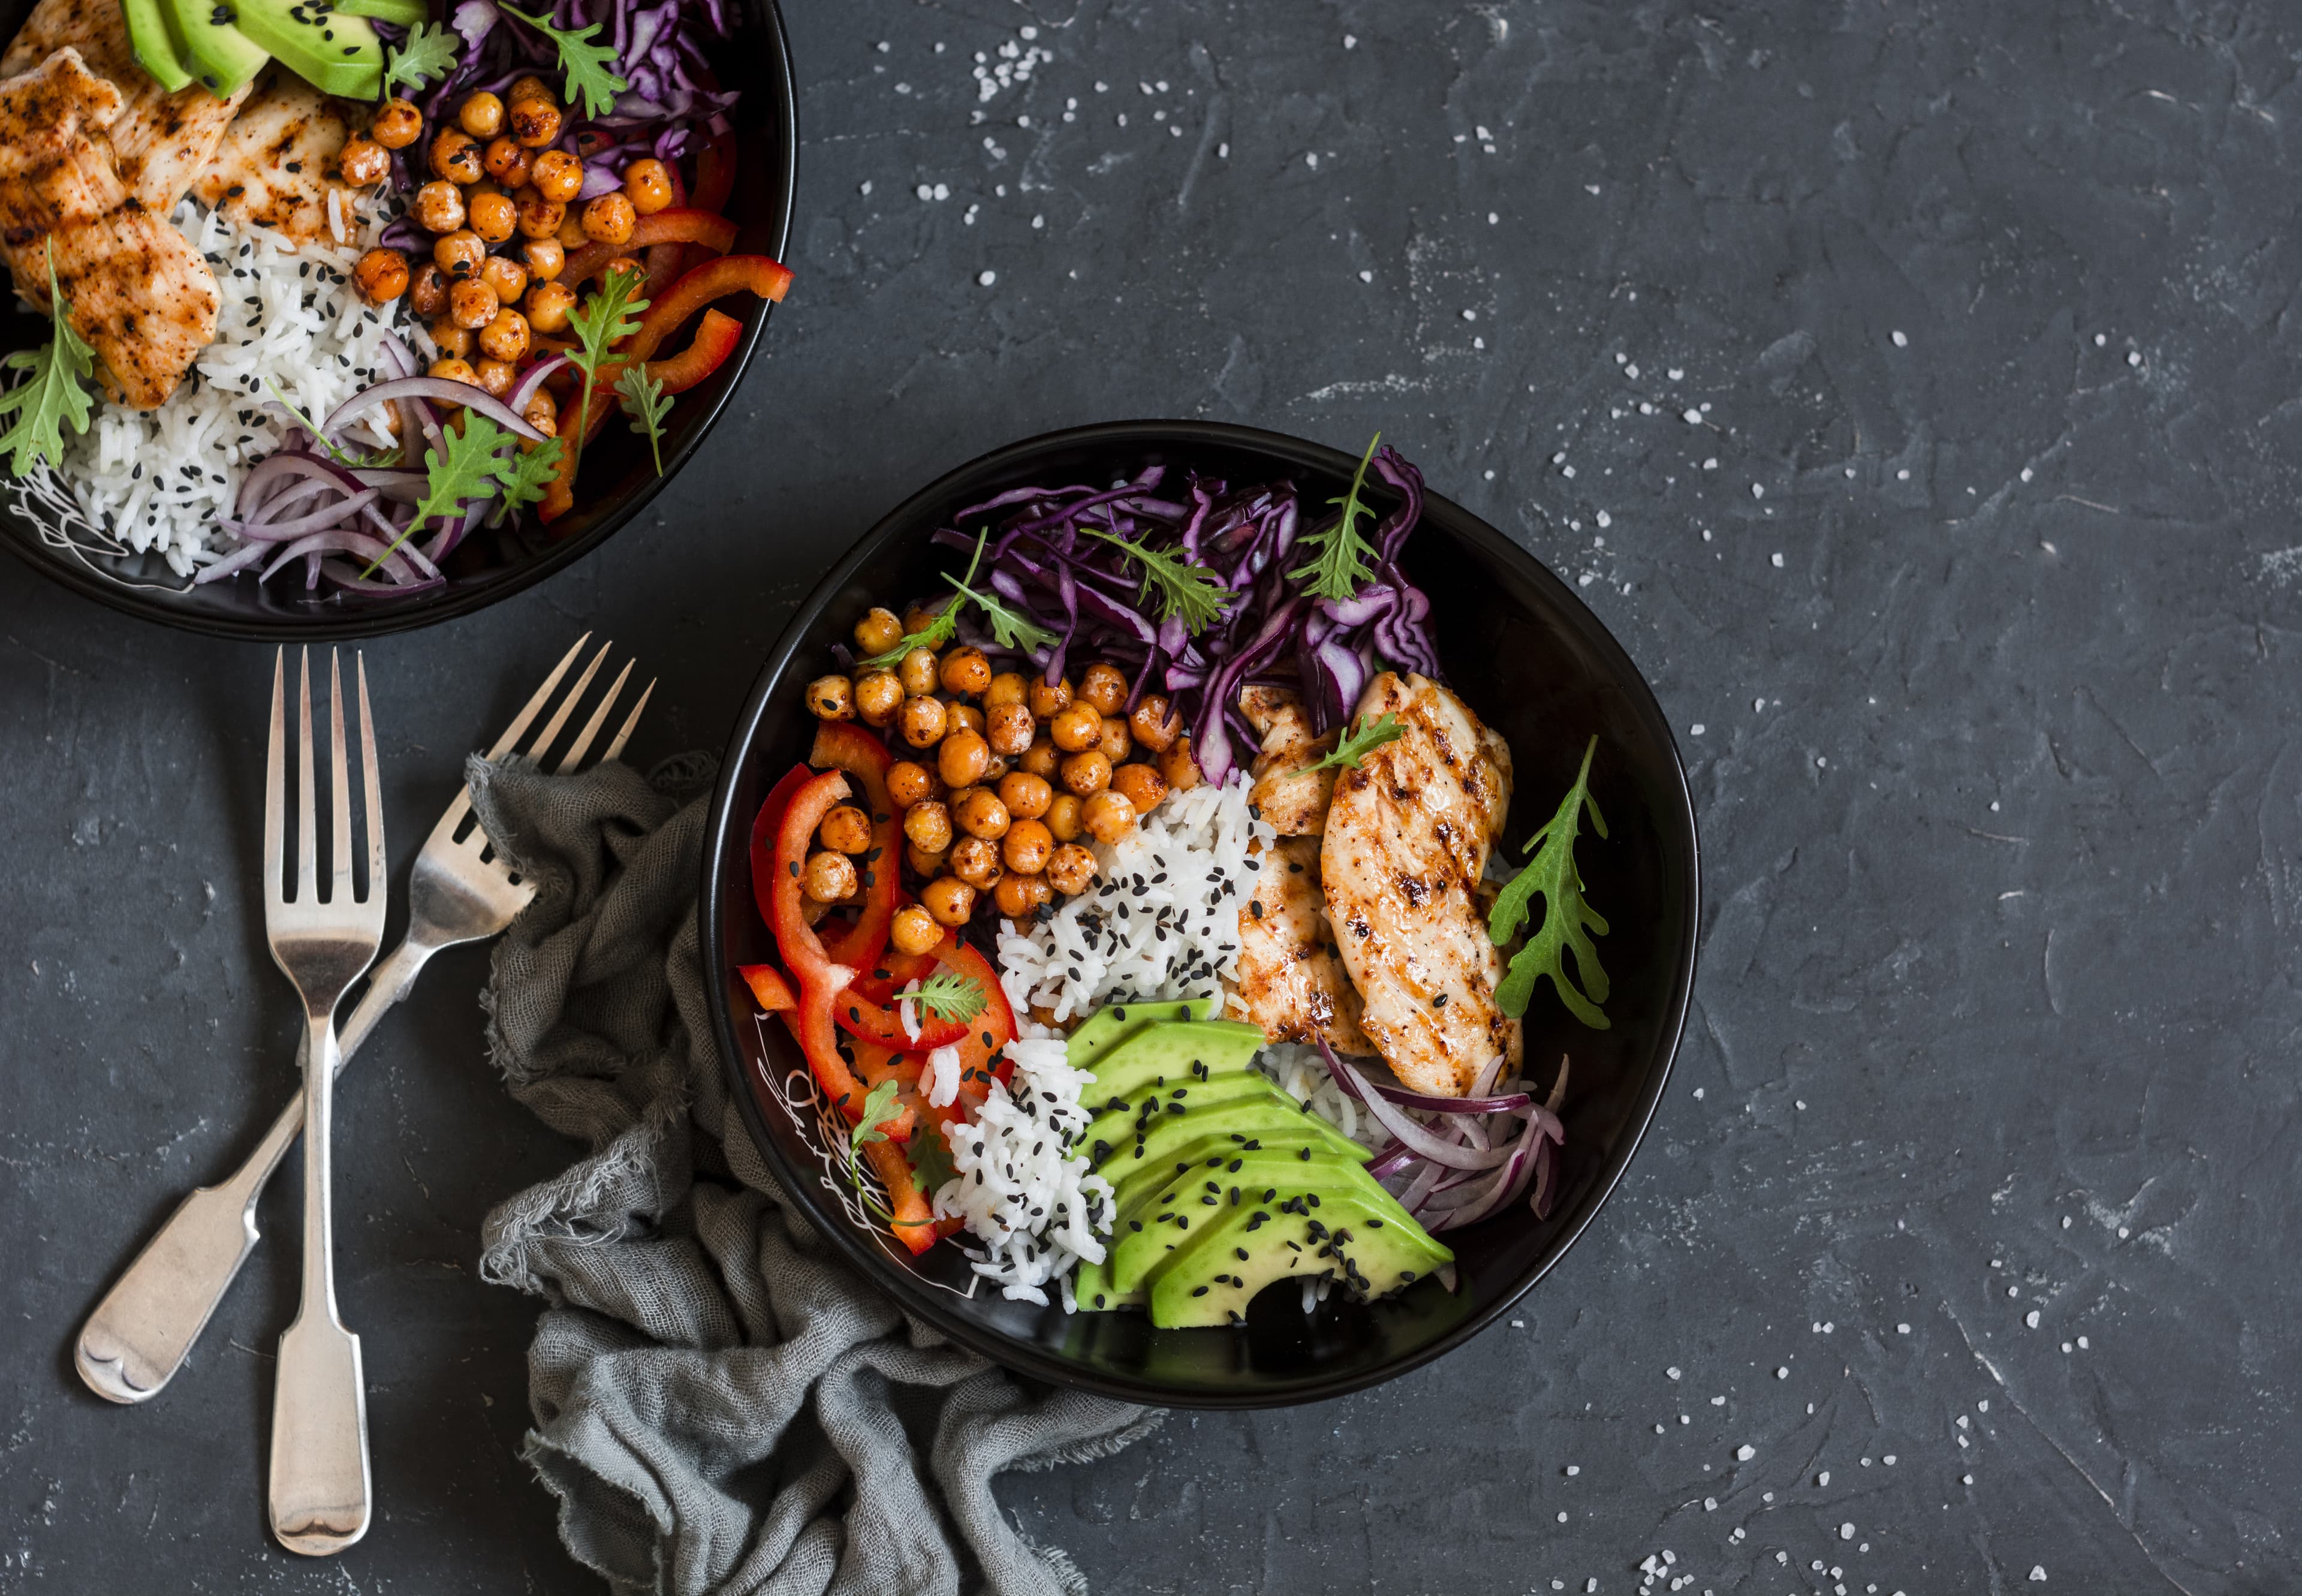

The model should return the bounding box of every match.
[228,0,382,99]
[1081,1071,1300,1160]
[123,0,194,91]
[1108,1159,1406,1297]
[1144,1185,1452,1329]
[1065,997,1226,1077]
[1077,1018,1269,1107]
[333,0,426,23]
[168,0,269,97]
[1089,1095,1371,1184]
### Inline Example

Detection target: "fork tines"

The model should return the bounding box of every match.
[265,648,385,922]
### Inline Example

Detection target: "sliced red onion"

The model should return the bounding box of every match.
[236,451,363,516]
[1366,1081,1533,1116]
[1426,1123,1546,1232]
[506,354,571,417]
[191,539,271,585]
[320,377,546,446]
[318,557,445,595]
[1319,1043,1512,1171]
[223,489,379,544]
[258,526,429,586]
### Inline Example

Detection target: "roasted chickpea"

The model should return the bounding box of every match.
[1049,701,1103,753]
[939,646,992,698]
[938,728,990,789]
[508,73,554,106]
[623,156,675,213]
[799,850,854,904]
[897,694,948,749]
[472,309,524,364]
[1045,794,1084,844]
[889,903,942,956]
[472,358,516,398]
[427,318,474,359]
[985,701,1036,757]
[427,356,478,386]
[352,246,408,305]
[954,788,1010,841]
[1027,675,1073,720]
[482,136,532,186]
[409,260,450,317]
[984,670,1028,709]
[994,872,1052,920]
[947,703,986,738]
[478,253,528,305]
[997,771,1053,820]
[371,97,423,150]
[448,276,499,330]
[854,670,903,727]
[558,209,592,249]
[1045,841,1096,894]
[531,149,583,203]
[980,751,1010,784]
[1002,818,1054,875]
[516,192,567,239]
[1129,694,1181,752]
[906,842,948,878]
[1078,661,1128,716]
[510,95,564,148]
[902,603,942,636]
[949,836,1004,891]
[818,804,873,854]
[337,133,390,186]
[923,876,977,928]
[601,254,643,285]
[1111,762,1168,815]
[897,646,940,698]
[887,760,938,809]
[522,385,558,438]
[805,674,855,720]
[430,128,482,184]
[1060,749,1111,797]
[1158,736,1202,793]
[523,279,577,334]
[468,189,517,244]
[412,179,466,233]
[1097,714,1133,764]
[434,229,486,279]
[854,607,905,656]
[458,91,506,140]
[517,236,564,282]
[902,801,953,852]
[1083,790,1139,845]
[1020,736,1060,779]
[581,192,636,245]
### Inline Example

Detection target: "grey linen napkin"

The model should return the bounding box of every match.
[464,752,1162,1596]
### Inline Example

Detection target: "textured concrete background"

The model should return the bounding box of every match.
[2,0,2297,1590]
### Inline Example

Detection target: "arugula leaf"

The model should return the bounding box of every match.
[1489,735,1611,1028]
[908,1122,959,1195]
[614,365,670,475]
[1308,712,1403,774]
[0,246,96,478]
[361,413,514,574]
[846,1077,903,1193]
[911,971,987,1024]
[495,435,565,513]
[565,264,648,468]
[944,526,1057,651]
[1288,432,1383,601]
[1087,527,1231,634]
[500,4,629,119]
[383,21,460,93]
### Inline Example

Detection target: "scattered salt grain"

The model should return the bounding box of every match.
[978,270,997,287]
[1735,1444,1755,1461]
[1891,330,1908,347]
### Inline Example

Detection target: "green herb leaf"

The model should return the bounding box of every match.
[495,435,565,513]
[264,377,399,469]
[910,971,987,1024]
[382,20,460,93]
[944,527,1058,652]
[1288,432,1384,601]
[1489,735,1610,1028]
[1088,527,1232,634]
[855,610,956,671]
[500,4,629,119]
[846,1077,903,1191]
[908,1122,959,1194]
[0,245,96,479]
[361,412,514,575]
[1309,712,1404,774]
[565,264,648,471]
[614,365,670,475]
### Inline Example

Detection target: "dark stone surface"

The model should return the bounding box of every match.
[2,0,2295,1589]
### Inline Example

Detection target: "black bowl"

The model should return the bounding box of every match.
[0,0,796,640]
[701,420,1701,1408]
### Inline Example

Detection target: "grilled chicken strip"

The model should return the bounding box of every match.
[1239,683,1339,836]
[0,49,218,409]
[1233,835,1371,1055]
[1,0,251,213]
[1320,671,1518,1097]
[191,66,356,244]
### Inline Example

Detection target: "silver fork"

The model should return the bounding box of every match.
[73,636,650,1407]
[264,647,388,1555]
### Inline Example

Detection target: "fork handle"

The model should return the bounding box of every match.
[71,937,434,1405]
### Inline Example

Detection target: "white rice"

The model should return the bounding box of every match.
[932,1035,1112,1306]
[14,197,419,577]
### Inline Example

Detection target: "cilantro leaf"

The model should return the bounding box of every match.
[614,365,669,475]
[911,971,987,1024]
[1489,735,1611,1028]
[1288,432,1383,601]
[1087,526,1231,634]
[500,4,629,119]
[383,21,461,93]
[495,435,565,513]
[565,264,647,469]
[908,1122,959,1195]
[0,245,96,478]
[1308,712,1404,774]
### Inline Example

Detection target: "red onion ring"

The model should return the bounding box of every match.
[321,377,546,446]
[1319,1043,1514,1171]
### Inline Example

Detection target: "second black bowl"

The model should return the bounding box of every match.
[701,420,1701,1407]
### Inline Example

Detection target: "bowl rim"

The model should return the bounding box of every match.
[700,418,1702,1408]
[0,0,799,643]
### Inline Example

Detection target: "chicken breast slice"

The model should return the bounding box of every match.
[191,66,357,245]
[1232,835,1371,1055]
[1,0,251,213]
[1239,683,1339,836]
[0,49,218,409]
[1319,671,1519,1097]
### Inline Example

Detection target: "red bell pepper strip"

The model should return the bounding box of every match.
[848,1038,920,1143]
[561,210,741,289]
[691,128,737,215]
[625,255,791,365]
[649,309,742,395]
[768,769,867,1119]
[749,761,815,934]
[861,1139,939,1254]
[849,946,938,1002]
[736,963,796,1011]
[808,722,899,970]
